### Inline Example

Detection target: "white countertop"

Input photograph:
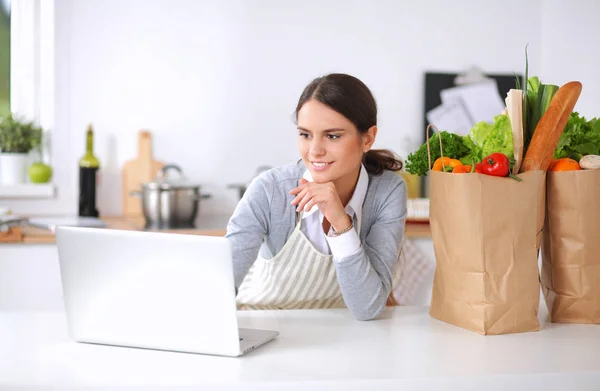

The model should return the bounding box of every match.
[2,306,600,390]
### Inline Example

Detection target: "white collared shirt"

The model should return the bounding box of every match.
[300,164,368,262]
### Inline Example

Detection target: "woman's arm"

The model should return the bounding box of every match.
[330,179,407,320]
[225,173,273,289]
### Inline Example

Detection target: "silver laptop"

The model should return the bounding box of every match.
[55,226,278,357]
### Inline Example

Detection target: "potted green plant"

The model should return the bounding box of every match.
[0,114,43,185]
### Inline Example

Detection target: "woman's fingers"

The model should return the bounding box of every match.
[290,187,308,206]
[302,198,319,212]
[295,192,313,212]
[290,181,338,213]
[289,185,304,196]
[297,190,328,212]
[289,178,310,196]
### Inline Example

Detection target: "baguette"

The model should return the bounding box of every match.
[520,81,582,173]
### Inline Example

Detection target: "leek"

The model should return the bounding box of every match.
[531,84,558,136]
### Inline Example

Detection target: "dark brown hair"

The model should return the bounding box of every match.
[294,73,403,175]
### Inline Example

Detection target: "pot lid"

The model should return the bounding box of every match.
[143,164,200,190]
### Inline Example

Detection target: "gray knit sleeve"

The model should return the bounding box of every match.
[225,173,272,289]
[333,177,407,320]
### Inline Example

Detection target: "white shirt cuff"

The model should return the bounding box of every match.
[326,228,361,262]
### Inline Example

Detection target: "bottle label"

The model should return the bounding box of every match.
[79,167,99,217]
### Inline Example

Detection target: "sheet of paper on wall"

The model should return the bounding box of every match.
[439,79,506,125]
[426,100,473,137]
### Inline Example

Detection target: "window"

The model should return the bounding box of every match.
[0,0,56,202]
[0,0,9,117]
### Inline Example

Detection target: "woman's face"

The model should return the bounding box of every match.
[297,99,373,185]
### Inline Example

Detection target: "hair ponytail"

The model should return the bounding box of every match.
[363,149,403,175]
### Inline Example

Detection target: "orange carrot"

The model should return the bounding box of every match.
[520,81,582,173]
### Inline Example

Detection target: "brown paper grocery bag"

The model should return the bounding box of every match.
[428,170,546,335]
[541,170,600,324]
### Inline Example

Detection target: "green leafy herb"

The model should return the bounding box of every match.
[405,131,470,176]
[0,114,44,153]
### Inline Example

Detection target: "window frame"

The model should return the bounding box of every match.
[10,0,54,145]
[1,0,56,201]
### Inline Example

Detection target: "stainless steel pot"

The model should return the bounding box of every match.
[131,164,211,229]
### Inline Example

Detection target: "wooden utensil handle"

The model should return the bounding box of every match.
[138,131,153,161]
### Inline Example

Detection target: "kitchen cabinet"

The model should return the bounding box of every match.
[0,215,436,311]
[0,244,63,311]
[0,239,436,311]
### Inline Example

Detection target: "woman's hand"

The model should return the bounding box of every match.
[289,179,351,231]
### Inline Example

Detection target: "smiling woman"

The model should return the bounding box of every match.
[0,0,9,117]
[225,73,408,321]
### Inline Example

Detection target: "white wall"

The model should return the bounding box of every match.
[5,0,599,217]
[540,0,600,118]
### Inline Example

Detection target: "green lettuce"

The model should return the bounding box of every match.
[554,112,600,161]
[482,114,514,158]
[460,114,514,165]
[459,135,481,165]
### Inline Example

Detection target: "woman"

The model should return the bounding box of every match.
[225,73,407,321]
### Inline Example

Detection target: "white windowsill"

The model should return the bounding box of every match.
[0,184,56,199]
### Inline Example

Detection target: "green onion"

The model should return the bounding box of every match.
[522,45,529,153]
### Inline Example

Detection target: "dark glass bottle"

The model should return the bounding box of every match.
[78,124,100,217]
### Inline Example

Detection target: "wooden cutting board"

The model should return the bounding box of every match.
[122,130,164,217]
[0,226,23,242]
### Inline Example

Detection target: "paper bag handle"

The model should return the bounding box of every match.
[425,124,446,172]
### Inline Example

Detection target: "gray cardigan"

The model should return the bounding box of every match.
[225,161,407,320]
